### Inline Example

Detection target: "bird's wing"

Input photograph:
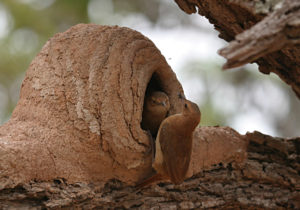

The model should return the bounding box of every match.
[158,118,193,184]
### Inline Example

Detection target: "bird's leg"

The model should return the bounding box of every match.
[136,173,164,189]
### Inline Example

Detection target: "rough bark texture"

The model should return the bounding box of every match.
[0,24,250,208]
[0,21,299,208]
[0,131,298,209]
[174,0,300,98]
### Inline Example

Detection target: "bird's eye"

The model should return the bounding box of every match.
[184,103,188,108]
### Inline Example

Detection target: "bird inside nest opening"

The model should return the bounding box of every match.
[141,73,173,163]
[141,90,170,138]
[141,72,169,137]
[141,87,170,164]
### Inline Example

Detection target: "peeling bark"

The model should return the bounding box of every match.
[174,0,300,98]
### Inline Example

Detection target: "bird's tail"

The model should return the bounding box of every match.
[135,173,164,189]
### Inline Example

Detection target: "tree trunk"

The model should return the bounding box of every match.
[0,11,299,210]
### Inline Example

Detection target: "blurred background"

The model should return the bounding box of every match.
[0,0,299,137]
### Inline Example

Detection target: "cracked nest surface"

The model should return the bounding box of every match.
[0,24,185,188]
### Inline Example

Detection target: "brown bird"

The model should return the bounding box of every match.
[141,91,170,137]
[137,98,201,188]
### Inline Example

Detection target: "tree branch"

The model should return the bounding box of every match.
[174,0,300,98]
[0,24,299,209]
[1,131,298,209]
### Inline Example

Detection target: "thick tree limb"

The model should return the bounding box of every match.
[0,131,298,209]
[174,0,300,98]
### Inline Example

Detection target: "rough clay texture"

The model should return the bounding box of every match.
[0,22,298,208]
[0,24,186,188]
[187,126,247,178]
[0,131,298,209]
[174,0,300,98]
[0,24,247,192]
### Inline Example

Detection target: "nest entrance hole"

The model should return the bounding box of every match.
[141,72,168,137]
[145,73,165,95]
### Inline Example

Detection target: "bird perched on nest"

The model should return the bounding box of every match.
[137,97,201,188]
[141,91,170,137]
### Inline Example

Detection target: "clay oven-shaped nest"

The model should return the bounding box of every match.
[0,24,185,187]
[0,24,246,189]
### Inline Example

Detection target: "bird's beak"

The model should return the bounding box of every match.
[178,92,185,100]
[162,101,166,106]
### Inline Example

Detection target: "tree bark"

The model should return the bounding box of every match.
[0,24,299,209]
[174,0,300,98]
[0,131,298,209]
